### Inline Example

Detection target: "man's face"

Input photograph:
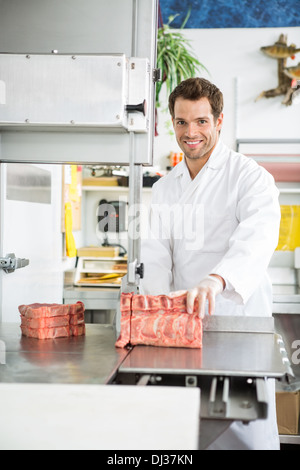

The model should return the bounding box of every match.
[172,97,223,161]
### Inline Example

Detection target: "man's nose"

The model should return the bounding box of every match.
[186,122,198,137]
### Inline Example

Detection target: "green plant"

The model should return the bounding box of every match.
[156,11,208,109]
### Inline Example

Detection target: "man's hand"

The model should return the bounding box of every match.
[187,275,225,318]
[170,274,225,318]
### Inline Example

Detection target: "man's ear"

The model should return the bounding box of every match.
[216,113,223,132]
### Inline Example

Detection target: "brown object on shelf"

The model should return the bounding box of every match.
[276,391,300,435]
[83,177,119,186]
[77,246,120,257]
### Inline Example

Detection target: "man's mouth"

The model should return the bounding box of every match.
[184,140,203,149]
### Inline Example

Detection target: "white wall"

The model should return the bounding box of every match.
[153,27,300,170]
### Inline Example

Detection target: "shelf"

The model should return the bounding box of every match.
[278,188,300,194]
[83,185,300,194]
[83,184,300,194]
[75,255,127,287]
[276,183,300,194]
[82,185,152,192]
[79,270,127,274]
[78,256,127,261]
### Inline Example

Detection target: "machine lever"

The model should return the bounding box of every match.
[136,262,144,279]
[126,99,147,116]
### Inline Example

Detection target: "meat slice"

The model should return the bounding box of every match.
[70,324,86,337]
[115,293,202,349]
[69,312,85,325]
[20,325,70,340]
[68,302,85,316]
[20,315,69,329]
[19,302,86,339]
[19,303,68,319]
[19,302,85,319]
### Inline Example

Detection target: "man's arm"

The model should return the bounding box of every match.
[185,165,280,317]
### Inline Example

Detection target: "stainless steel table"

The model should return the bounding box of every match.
[0,322,201,450]
[0,323,127,384]
[118,316,291,377]
[113,315,293,449]
[0,317,294,449]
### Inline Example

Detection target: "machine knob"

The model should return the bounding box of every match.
[125,99,147,116]
[136,263,144,279]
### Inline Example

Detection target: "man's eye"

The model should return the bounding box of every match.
[199,120,206,124]
[177,121,185,125]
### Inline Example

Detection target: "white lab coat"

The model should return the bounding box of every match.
[140,140,281,450]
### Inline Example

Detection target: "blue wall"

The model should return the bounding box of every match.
[160,0,300,28]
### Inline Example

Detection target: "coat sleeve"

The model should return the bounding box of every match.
[211,163,281,305]
[140,182,173,295]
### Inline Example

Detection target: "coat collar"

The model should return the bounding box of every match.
[174,139,228,178]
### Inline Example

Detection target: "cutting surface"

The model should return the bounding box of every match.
[0,323,128,384]
[119,330,289,379]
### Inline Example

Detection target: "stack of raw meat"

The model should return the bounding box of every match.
[19,302,85,339]
[115,293,202,349]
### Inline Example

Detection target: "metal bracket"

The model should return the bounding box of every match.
[0,253,29,274]
[208,377,230,418]
[152,68,161,83]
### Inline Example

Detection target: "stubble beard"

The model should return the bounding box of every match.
[180,140,211,162]
[179,131,219,162]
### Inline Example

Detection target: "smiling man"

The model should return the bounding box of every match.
[141,77,281,450]
[171,89,223,179]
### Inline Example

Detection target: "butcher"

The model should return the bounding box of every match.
[140,77,281,450]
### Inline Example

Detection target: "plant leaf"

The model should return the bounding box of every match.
[156,12,210,108]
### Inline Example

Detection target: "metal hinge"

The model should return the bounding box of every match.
[127,259,144,284]
[0,253,30,274]
[152,68,161,83]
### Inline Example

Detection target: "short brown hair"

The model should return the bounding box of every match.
[168,77,224,121]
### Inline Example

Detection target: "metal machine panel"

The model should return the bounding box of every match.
[0,54,128,129]
[119,332,291,379]
[0,0,158,165]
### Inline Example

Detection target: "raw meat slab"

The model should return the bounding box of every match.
[115,293,202,349]
[19,302,86,340]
